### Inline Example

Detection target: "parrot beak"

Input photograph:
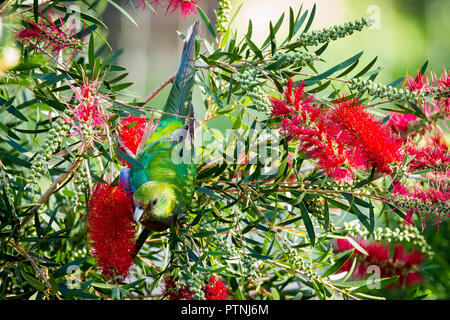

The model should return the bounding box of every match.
[134,205,144,223]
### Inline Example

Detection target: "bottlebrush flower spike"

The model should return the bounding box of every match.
[163,277,195,300]
[335,238,426,288]
[438,69,450,89]
[162,276,231,300]
[272,81,402,182]
[87,183,136,279]
[203,276,229,300]
[138,0,199,17]
[390,180,449,227]
[270,97,292,116]
[405,70,430,92]
[330,98,402,174]
[117,115,147,167]
[167,0,199,17]
[64,74,108,147]
[404,142,450,173]
[386,113,418,137]
[16,15,86,63]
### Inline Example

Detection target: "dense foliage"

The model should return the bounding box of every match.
[0,0,448,300]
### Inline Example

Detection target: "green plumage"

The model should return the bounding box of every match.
[130,22,198,233]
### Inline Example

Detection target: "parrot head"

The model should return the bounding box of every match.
[133,181,179,232]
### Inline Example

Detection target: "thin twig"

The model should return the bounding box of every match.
[10,241,58,298]
[268,260,362,300]
[30,158,83,213]
[201,180,389,202]
[143,71,177,105]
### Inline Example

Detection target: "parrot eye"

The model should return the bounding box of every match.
[152,199,158,206]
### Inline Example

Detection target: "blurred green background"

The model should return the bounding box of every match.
[101,0,449,107]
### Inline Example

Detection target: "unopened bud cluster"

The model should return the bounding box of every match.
[349,78,425,104]
[287,248,319,280]
[303,197,335,231]
[344,222,433,256]
[235,70,271,112]
[73,247,88,259]
[1,176,14,202]
[241,254,259,280]
[216,0,232,35]
[71,167,89,211]
[298,18,372,47]
[391,194,449,225]
[271,51,319,68]
[197,223,240,259]
[27,111,72,188]
[186,273,207,300]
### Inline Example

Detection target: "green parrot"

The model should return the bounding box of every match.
[120,22,199,255]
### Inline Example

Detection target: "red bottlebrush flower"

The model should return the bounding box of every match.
[271,78,316,123]
[64,74,108,148]
[405,71,430,92]
[404,142,450,173]
[138,0,199,17]
[117,115,147,167]
[438,69,450,89]
[330,98,402,174]
[435,69,450,115]
[87,183,136,279]
[271,80,402,182]
[305,134,362,183]
[167,0,199,17]
[391,180,449,228]
[16,15,86,63]
[203,276,229,300]
[162,276,231,300]
[335,238,426,288]
[162,277,194,300]
[270,97,293,116]
[386,113,418,137]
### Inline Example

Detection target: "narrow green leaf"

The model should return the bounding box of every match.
[288,7,295,41]
[294,9,308,36]
[262,13,285,50]
[409,102,428,120]
[265,56,288,71]
[88,33,95,72]
[323,199,330,230]
[4,139,28,153]
[300,202,315,246]
[270,22,276,55]
[354,57,378,78]
[33,0,39,22]
[420,60,429,75]
[388,76,405,88]
[304,51,363,86]
[21,271,46,292]
[114,148,143,169]
[302,4,316,34]
[80,12,108,29]
[271,288,280,300]
[322,249,353,278]
[7,105,28,122]
[336,59,360,78]
[0,121,22,140]
[245,35,263,60]
[369,200,375,232]
[197,6,216,39]
[108,0,138,27]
